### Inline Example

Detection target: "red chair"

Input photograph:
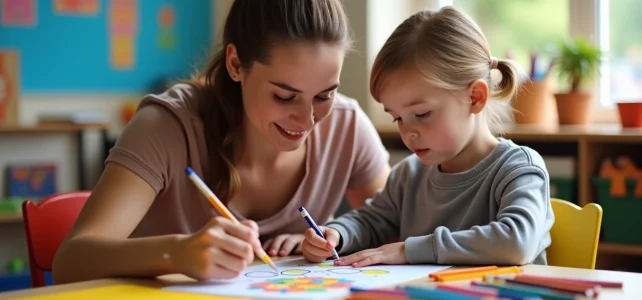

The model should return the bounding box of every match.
[22,191,91,287]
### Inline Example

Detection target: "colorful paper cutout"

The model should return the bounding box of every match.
[1,0,36,27]
[108,0,137,70]
[157,4,176,50]
[110,35,134,70]
[54,0,100,16]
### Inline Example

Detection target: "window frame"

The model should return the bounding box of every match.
[431,0,619,123]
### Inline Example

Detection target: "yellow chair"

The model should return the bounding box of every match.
[547,198,603,269]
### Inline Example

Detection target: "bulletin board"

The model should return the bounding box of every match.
[0,0,212,93]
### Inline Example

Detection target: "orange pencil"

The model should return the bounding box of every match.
[436,266,521,282]
[429,266,498,279]
[186,167,278,272]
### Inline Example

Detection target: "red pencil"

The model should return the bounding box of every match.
[516,274,623,288]
[498,277,599,297]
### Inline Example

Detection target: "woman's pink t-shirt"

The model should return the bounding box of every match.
[106,84,389,240]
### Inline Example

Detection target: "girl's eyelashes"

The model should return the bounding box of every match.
[391,111,431,123]
[416,111,431,119]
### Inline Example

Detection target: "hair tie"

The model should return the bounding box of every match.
[490,57,499,69]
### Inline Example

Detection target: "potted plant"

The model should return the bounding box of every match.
[553,38,603,125]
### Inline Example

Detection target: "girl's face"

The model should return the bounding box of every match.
[377,68,480,167]
[228,42,345,152]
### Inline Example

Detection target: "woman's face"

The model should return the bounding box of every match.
[228,42,345,152]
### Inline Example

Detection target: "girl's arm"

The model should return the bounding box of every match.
[325,160,409,254]
[405,166,553,266]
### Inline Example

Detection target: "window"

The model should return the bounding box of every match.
[599,0,642,106]
[452,0,569,80]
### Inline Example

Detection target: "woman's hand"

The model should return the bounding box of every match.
[301,226,341,263]
[169,217,260,281]
[263,234,305,257]
[334,242,407,267]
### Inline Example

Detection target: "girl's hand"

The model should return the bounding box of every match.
[334,242,407,267]
[301,226,341,263]
[170,217,260,281]
[262,234,305,256]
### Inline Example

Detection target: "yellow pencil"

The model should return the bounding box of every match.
[435,266,521,282]
[186,167,278,272]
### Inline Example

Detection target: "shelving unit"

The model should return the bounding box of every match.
[0,123,110,291]
[376,123,642,272]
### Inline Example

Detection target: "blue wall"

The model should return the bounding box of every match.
[0,0,212,93]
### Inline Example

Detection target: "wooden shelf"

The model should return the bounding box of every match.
[599,243,642,256]
[0,123,109,134]
[0,214,22,223]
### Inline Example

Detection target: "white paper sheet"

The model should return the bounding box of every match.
[163,257,451,300]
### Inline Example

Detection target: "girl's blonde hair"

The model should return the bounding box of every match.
[370,6,524,135]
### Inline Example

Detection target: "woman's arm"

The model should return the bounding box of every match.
[52,163,181,284]
[53,99,257,284]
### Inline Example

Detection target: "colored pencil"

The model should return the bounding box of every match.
[349,287,407,296]
[299,206,339,260]
[494,276,599,297]
[436,284,499,297]
[401,286,489,300]
[473,281,576,300]
[430,266,498,279]
[515,274,623,288]
[348,287,409,300]
[185,167,278,272]
[436,266,521,282]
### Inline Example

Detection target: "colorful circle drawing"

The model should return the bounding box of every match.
[244,271,278,278]
[361,270,390,275]
[280,269,311,276]
[328,268,361,274]
[249,277,353,293]
[317,263,334,268]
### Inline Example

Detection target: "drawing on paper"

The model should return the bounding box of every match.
[163,257,451,299]
[249,277,353,293]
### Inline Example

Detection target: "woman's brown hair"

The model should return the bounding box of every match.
[187,0,351,204]
[370,6,525,135]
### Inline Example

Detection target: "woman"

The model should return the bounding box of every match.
[53,0,390,284]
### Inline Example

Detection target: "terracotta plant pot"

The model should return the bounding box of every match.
[512,80,557,126]
[554,92,592,125]
[617,102,642,128]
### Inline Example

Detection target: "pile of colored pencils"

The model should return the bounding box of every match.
[347,269,623,300]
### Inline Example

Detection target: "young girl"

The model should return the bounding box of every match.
[53,0,390,284]
[302,6,554,267]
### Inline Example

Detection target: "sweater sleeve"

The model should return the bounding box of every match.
[404,165,552,265]
[325,162,406,254]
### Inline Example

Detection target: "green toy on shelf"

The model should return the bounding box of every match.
[5,257,26,274]
[595,156,642,245]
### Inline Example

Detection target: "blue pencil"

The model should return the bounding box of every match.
[298,206,340,260]
[400,286,488,300]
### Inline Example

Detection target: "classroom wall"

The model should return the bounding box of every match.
[0,1,217,194]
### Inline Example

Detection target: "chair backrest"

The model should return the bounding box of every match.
[22,191,91,287]
[547,198,603,269]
